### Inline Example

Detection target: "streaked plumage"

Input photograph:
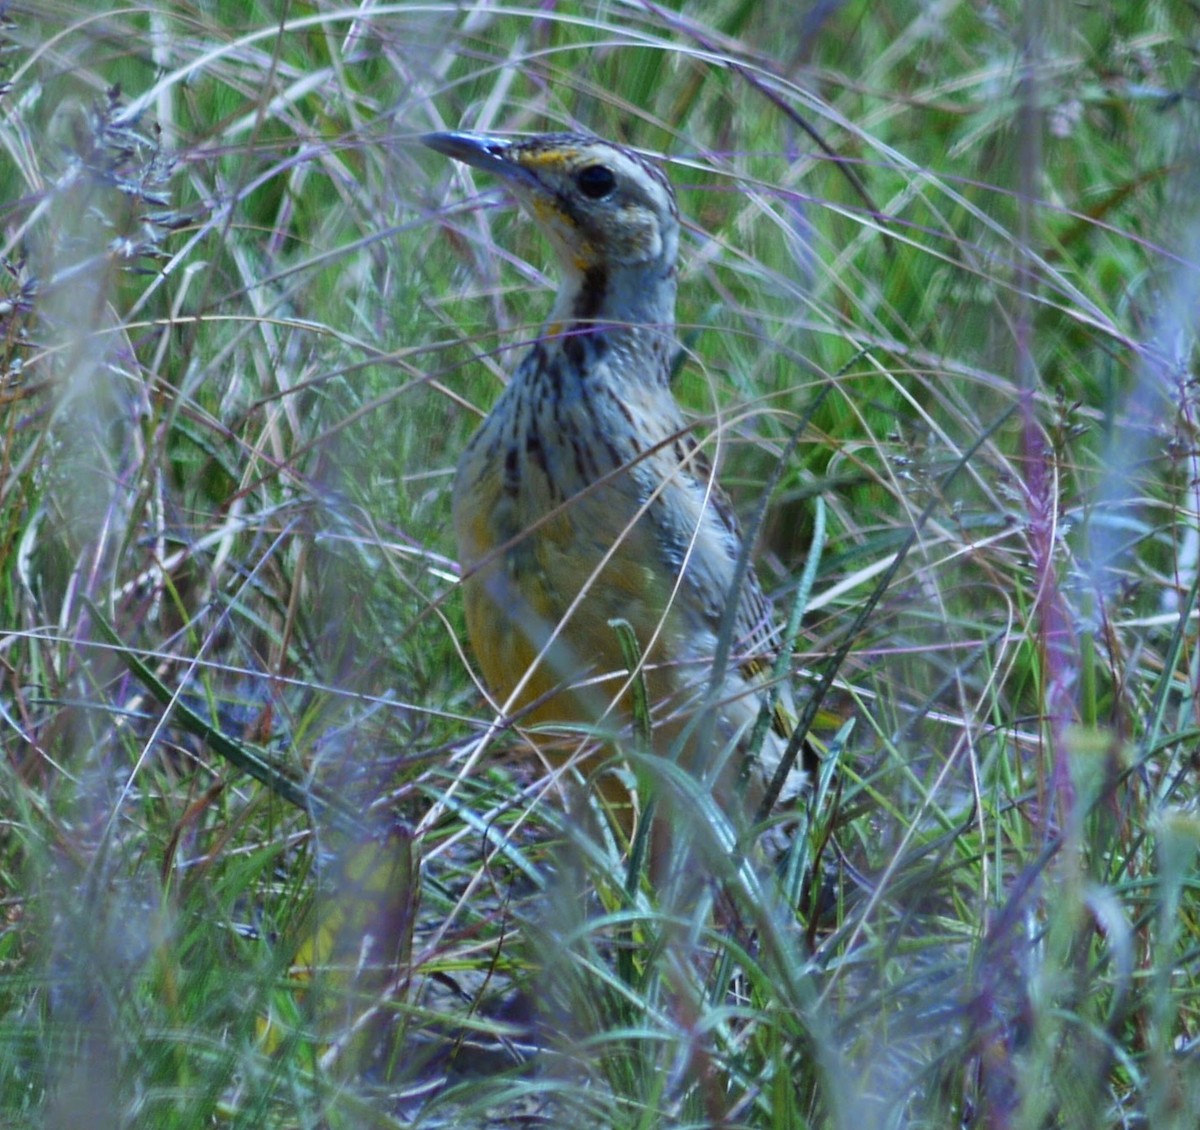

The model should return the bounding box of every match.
[425,130,805,839]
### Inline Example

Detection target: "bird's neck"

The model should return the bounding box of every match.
[545,260,677,375]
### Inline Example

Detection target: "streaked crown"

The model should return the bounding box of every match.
[424,130,680,328]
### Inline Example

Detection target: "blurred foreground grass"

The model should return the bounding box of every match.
[2,2,1199,1126]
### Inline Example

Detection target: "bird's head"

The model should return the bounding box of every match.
[424,131,680,309]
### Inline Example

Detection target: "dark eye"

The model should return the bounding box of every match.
[576,164,616,199]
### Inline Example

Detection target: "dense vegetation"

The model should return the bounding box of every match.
[2,2,1197,1126]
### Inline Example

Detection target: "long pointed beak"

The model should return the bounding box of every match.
[422,131,535,189]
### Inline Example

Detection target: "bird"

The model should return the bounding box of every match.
[424,129,807,849]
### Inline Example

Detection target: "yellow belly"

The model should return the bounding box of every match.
[450,392,801,838]
[455,460,687,825]
[462,502,667,714]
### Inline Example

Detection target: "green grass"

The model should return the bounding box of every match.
[2,1,1199,1126]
